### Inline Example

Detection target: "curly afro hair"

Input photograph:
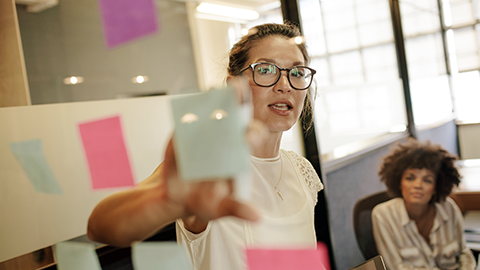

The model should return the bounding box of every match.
[378,138,460,203]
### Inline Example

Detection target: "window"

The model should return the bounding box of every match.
[442,0,480,123]
[400,0,454,126]
[299,0,407,159]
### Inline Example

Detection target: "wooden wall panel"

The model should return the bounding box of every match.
[0,0,31,107]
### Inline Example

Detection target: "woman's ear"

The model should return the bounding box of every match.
[226,75,233,84]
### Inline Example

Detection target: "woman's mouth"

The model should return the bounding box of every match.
[268,103,292,111]
[411,192,423,198]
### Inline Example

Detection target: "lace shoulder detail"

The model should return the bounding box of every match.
[286,150,324,205]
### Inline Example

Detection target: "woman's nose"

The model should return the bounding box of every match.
[275,71,291,92]
[413,178,422,188]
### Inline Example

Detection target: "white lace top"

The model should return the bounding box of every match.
[287,150,324,205]
[176,149,324,270]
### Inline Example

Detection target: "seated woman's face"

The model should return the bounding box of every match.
[400,168,436,206]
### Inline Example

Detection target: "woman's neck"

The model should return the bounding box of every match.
[404,201,436,243]
[404,201,433,221]
[250,130,283,158]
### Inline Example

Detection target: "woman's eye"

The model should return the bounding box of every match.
[256,65,275,75]
[291,68,305,78]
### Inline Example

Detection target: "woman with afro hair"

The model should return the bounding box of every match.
[372,138,476,270]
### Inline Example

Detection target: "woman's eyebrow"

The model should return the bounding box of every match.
[255,58,305,66]
[256,58,275,63]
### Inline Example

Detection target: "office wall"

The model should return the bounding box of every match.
[458,123,480,159]
[324,120,458,270]
[16,0,198,104]
[417,120,459,157]
[324,142,397,270]
[185,2,232,91]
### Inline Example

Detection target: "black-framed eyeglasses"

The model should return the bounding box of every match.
[240,62,316,90]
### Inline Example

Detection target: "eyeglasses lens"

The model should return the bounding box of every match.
[253,63,312,90]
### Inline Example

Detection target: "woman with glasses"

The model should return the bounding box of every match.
[87,23,323,270]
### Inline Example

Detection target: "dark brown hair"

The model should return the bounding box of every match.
[379,138,460,203]
[227,22,314,132]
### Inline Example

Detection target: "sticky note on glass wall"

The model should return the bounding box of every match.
[98,0,159,48]
[78,115,135,189]
[171,87,249,180]
[132,242,192,270]
[246,247,325,270]
[54,241,101,270]
[9,139,63,195]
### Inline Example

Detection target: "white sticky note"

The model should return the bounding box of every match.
[132,242,192,270]
[54,241,101,270]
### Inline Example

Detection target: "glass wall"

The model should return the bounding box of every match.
[298,0,407,160]
[17,0,283,104]
[400,0,454,126]
[442,0,480,124]
[17,0,199,104]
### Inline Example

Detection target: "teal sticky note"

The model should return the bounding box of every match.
[171,87,249,180]
[54,241,101,270]
[9,139,63,194]
[132,242,192,270]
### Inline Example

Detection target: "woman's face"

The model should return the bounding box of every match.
[244,36,308,133]
[400,168,436,207]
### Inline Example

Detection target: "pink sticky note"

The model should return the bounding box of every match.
[98,0,160,48]
[78,115,135,189]
[246,247,325,270]
[317,242,331,270]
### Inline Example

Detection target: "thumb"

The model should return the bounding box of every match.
[162,136,178,181]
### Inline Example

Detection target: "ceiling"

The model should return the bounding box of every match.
[187,0,280,11]
[15,0,280,13]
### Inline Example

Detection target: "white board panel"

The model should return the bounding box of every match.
[0,95,174,261]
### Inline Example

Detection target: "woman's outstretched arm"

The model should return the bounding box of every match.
[87,121,267,247]
[87,161,181,247]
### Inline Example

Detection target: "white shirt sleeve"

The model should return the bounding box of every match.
[287,150,323,205]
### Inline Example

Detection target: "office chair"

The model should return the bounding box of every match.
[353,191,392,260]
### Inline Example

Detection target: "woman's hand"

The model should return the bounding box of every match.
[161,130,262,232]
[163,76,268,232]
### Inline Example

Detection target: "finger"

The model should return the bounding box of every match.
[162,136,177,180]
[217,180,258,221]
[217,197,259,222]
[183,181,227,219]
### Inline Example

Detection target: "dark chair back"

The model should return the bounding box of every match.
[353,191,392,260]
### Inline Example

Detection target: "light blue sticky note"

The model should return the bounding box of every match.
[171,87,249,180]
[9,139,63,194]
[54,241,101,270]
[132,242,192,270]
